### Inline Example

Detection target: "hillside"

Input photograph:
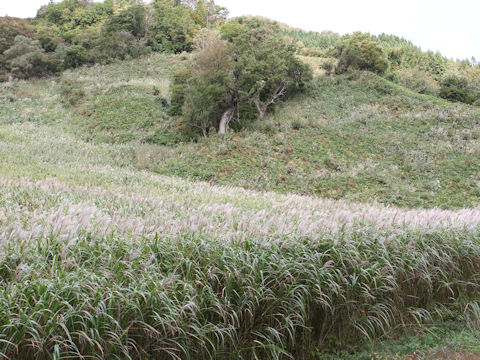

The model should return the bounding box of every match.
[2,0,480,357]
[2,57,480,358]
[4,53,479,209]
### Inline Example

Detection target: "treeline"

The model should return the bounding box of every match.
[1,1,479,106]
[282,27,480,105]
[0,0,227,80]
[280,27,340,57]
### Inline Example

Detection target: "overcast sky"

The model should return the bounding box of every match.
[3,0,479,61]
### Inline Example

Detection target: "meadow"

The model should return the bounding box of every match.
[1,53,480,359]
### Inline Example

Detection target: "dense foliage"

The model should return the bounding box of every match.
[0,0,226,78]
[3,227,480,359]
[281,27,480,105]
[1,0,479,106]
[170,17,312,135]
[3,35,56,78]
[334,32,389,74]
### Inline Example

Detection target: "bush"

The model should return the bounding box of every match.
[93,31,148,63]
[335,32,389,75]
[3,35,55,78]
[320,58,336,75]
[63,44,88,69]
[439,75,476,104]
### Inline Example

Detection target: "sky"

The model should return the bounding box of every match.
[3,0,479,61]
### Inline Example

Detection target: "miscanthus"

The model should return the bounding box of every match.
[1,176,480,246]
[1,174,480,359]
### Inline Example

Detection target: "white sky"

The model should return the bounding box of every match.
[3,0,479,61]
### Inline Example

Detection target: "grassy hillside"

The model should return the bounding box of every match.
[1,53,480,359]
[3,53,478,209]
[146,73,480,209]
[2,84,480,359]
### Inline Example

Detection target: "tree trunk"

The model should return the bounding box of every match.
[218,107,234,134]
[253,99,267,120]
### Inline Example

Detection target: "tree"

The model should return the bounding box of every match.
[175,29,230,136]
[335,32,389,74]
[172,18,311,136]
[217,17,311,133]
[104,4,147,38]
[148,0,197,53]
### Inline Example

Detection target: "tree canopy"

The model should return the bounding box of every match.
[171,17,312,136]
[0,0,227,78]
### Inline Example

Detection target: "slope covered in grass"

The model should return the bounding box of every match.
[1,56,480,357]
[2,102,480,359]
[2,54,479,209]
[146,72,480,209]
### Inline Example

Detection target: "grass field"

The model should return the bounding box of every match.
[1,54,480,359]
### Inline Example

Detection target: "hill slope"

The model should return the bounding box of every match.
[3,53,479,209]
[2,54,480,359]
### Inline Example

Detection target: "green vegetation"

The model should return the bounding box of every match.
[1,0,479,105]
[160,73,480,209]
[323,322,480,359]
[440,75,477,105]
[334,32,389,74]
[171,17,312,135]
[0,0,226,78]
[3,53,479,209]
[279,27,480,105]
[3,35,55,78]
[1,106,480,358]
[1,1,480,359]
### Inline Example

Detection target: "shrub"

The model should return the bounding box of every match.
[439,75,476,104]
[3,35,54,78]
[63,44,88,69]
[320,58,336,75]
[93,31,148,63]
[335,32,389,74]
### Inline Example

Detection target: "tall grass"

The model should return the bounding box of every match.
[1,229,480,359]
[1,54,480,359]
[1,176,480,248]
